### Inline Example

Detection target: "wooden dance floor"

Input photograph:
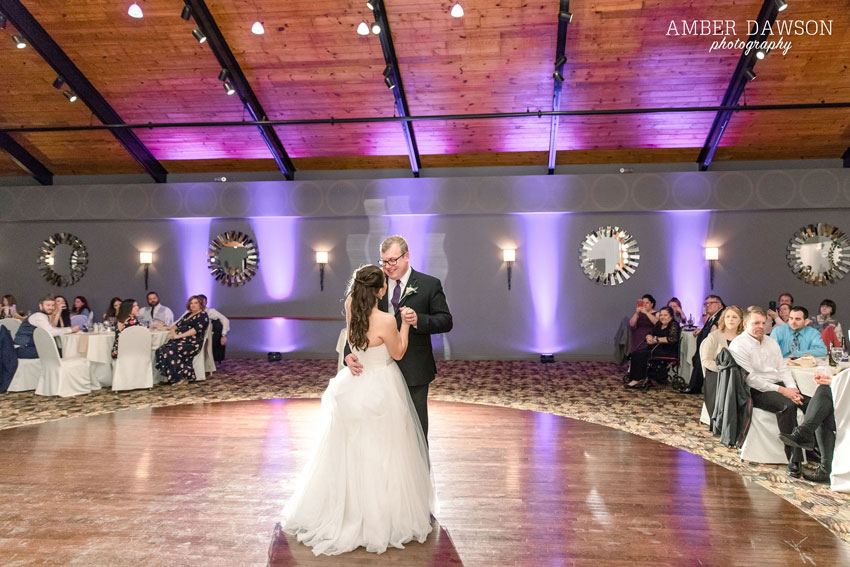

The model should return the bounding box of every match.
[1,400,849,566]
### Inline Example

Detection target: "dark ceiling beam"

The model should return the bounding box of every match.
[696,0,779,171]
[0,0,167,183]
[372,0,421,177]
[547,1,572,175]
[0,132,53,185]
[842,147,850,168]
[186,0,295,180]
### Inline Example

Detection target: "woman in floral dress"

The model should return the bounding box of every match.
[111,299,141,360]
[155,295,209,385]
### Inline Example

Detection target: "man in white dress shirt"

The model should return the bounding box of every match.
[137,291,174,326]
[13,295,80,358]
[728,305,808,478]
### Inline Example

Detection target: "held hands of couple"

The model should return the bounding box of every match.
[399,306,417,327]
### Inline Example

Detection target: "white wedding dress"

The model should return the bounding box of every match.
[280,343,437,556]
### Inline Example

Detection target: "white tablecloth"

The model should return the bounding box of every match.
[57,330,170,388]
[677,329,698,380]
[788,359,850,397]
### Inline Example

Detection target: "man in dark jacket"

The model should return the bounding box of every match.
[683,294,725,393]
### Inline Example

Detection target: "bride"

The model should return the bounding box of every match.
[280,265,437,556]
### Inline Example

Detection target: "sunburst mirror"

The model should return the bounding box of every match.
[579,226,640,286]
[786,223,850,286]
[38,233,88,287]
[208,231,259,286]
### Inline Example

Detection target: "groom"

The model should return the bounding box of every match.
[345,235,453,439]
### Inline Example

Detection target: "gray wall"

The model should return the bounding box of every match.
[2,168,849,359]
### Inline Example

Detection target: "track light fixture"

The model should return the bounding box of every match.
[553,70,564,82]
[0,12,7,29]
[218,68,229,82]
[371,21,381,34]
[774,0,788,12]
[366,1,376,10]
[63,90,78,102]
[357,20,370,35]
[223,81,236,95]
[756,47,770,60]
[13,35,26,49]
[383,66,396,89]
[554,55,567,67]
[451,2,464,18]
[181,5,192,20]
[251,21,265,35]
[558,0,572,22]
[744,68,756,81]
[192,28,207,43]
[52,76,64,89]
[128,3,143,19]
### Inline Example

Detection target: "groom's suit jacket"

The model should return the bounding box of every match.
[379,269,453,387]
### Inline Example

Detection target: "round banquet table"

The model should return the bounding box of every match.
[788,358,850,397]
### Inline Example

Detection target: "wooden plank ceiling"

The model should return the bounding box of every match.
[0,0,848,178]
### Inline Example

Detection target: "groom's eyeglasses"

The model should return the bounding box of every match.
[378,254,404,267]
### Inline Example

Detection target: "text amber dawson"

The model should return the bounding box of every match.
[666,19,833,56]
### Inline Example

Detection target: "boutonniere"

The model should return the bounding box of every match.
[399,285,418,303]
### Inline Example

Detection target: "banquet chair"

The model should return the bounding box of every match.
[0,318,21,337]
[112,327,153,391]
[831,368,850,492]
[740,407,800,464]
[192,325,213,381]
[202,324,216,375]
[33,328,90,397]
[70,314,88,329]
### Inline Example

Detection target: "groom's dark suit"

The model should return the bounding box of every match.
[348,268,452,439]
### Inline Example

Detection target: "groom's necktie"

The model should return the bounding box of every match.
[391,280,402,313]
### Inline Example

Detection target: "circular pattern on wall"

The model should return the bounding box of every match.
[118,186,150,218]
[475,178,512,213]
[150,185,183,217]
[38,233,88,287]
[219,185,253,218]
[184,185,218,217]
[799,170,840,207]
[17,186,49,220]
[755,171,795,208]
[714,172,753,209]
[671,173,711,209]
[326,181,362,216]
[632,174,670,210]
[290,182,324,216]
[436,183,472,214]
[590,176,629,210]
[83,186,116,218]
[551,176,589,211]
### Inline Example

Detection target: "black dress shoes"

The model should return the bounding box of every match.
[779,427,816,450]
[803,465,831,484]
[786,461,802,479]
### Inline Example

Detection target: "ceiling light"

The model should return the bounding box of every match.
[756,48,768,60]
[774,0,788,12]
[52,76,64,89]
[192,28,207,43]
[128,3,143,18]
[223,81,236,95]
[181,5,192,20]
[371,21,381,34]
[744,68,756,81]
[251,21,264,35]
[451,2,464,17]
[384,75,396,89]
[553,70,564,82]
[63,90,78,102]
[13,35,26,49]
[554,55,567,67]
[366,1,376,10]
[218,68,229,82]
[357,20,369,35]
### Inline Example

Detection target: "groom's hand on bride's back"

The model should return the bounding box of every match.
[345,353,364,376]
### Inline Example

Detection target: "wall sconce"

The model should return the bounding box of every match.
[316,251,329,291]
[705,247,719,290]
[503,248,516,290]
[140,252,153,290]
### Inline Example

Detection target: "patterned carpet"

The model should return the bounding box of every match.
[2,359,849,545]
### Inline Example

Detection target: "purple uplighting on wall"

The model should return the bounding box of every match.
[174,218,213,301]
[664,211,710,319]
[260,317,301,353]
[250,217,298,300]
[517,212,568,353]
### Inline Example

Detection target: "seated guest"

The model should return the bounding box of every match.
[155,295,209,385]
[683,294,725,394]
[766,292,794,332]
[138,291,175,326]
[111,299,141,360]
[71,296,91,319]
[770,306,828,358]
[50,295,72,329]
[667,297,685,324]
[628,294,658,352]
[1,294,26,321]
[13,294,80,358]
[779,374,837,483]
[626,306,680,388]
[810,299,842,339]
[103,297,122,323]
[194,295,229,362]
[699,306,744,416]
[729,306,808,478]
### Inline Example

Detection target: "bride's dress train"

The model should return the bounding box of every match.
[280,343,437,556]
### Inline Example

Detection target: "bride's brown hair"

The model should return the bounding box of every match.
[346,265,385,350]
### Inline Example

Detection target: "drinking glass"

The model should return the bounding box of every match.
[831,347,846,366]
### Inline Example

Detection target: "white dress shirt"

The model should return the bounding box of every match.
[28,312,73,337]
[177,308,229,335]
[389,266,412,315]
[138,304,175,326]
[728,332,797,393]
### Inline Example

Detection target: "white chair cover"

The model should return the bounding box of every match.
[740,407,792,464]
[8,359,43,392]
[0,318,21,336]
[700,403,710,426]
[192,325,212,381]
[203,324,215,374]
[831,368,850,492]
[112,327,153,391]
[33,328,91,397]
